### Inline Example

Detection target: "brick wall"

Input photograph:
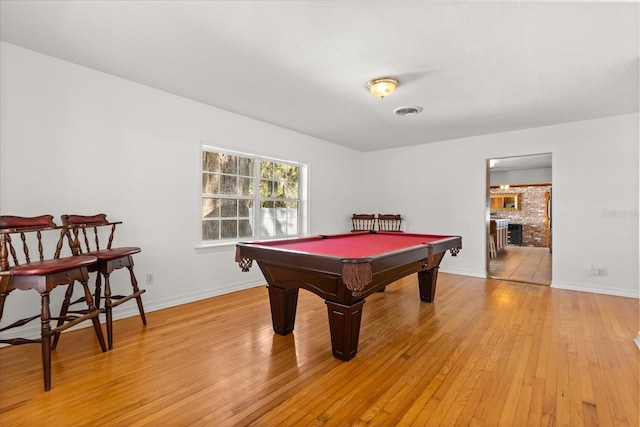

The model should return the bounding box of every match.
[490,185,551,247]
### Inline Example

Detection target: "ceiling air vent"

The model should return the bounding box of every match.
[393,106,423,117]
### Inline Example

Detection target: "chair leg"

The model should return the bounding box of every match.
[0,291,7,320]
[490,237,497,258]
[40,291,53,391]
[103,273,114,350]
[81,279,107,353]
[51,283,75,350]
[127,266,147,326]
[94,272,102,310]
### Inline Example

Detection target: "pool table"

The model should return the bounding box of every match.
[235,231,462,361]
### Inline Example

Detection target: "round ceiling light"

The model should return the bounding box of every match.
[367,78,399,99]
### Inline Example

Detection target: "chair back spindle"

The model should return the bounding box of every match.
[0,215,60,268]
[377,214,403,232]
[351,214,376,232]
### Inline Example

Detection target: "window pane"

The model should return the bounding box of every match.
[238,177,252,196]
[274,181,285,198]
[260,202,275,236]
[220,175,237,195]
[202,173,219,194]
[238,157,253,176]
[202,220,219,240]
[276,207,287,219]
[287,201,298,218]
[287,218,298,236]
[239,219,253,238]
[287,165,299,180]
[260,179,274,198]
[220,154,238,174]
[239,199,253,217]
[202,198,219,218]
[221,219,238,239]
[261,161,274,179]
[203,151,220,173]
[273,163,286,181]
[221,199,238,217]
[286,182,298,199]
[260,217,275,236]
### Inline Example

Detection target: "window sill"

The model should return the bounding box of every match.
[194,242,238,254]
[195,234,308,254]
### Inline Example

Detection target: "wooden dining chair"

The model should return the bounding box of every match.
[0,215,106,391]
[351,214,376,232]
[377,214,403,232]
[56,214,146,350]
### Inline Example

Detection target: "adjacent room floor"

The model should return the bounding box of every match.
[489,245,552,285]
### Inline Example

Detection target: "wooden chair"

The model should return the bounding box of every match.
[0,215,106,391]
[57,214,146,350]
[351,214,376,232]
[377,214,403,232]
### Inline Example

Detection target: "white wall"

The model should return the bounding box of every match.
[0,42,363,336]
[362,113,639,298]
[1,42,638,343]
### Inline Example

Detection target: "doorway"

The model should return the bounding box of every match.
[487,154,552,285]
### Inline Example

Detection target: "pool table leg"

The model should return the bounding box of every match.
[325,299,365,361]
[267,285,299,335]
[418,267,439,302]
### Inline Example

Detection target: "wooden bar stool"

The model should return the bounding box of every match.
[0,215,106,391]
[57,214,146,350]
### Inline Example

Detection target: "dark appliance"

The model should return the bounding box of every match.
[508,223,523,246]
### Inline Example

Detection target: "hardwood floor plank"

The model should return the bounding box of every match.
[1,274,637,426]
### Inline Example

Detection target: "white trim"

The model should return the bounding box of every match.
[0,279,265,344]
[551,281,640,299]
[194,242,237,253]
[440,268,486,278]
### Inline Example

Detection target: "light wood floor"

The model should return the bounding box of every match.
[489,245,552,285]
[1,273,638,426]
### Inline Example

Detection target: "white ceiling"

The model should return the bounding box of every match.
[1,1,638,154]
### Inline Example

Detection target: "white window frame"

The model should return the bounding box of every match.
[199,145,309,249]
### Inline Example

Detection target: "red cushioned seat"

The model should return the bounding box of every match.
[7,256,97,276]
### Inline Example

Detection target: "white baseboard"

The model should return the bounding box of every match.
[551,281,640,299]
[0,279,265,345]
[439,267,485,278]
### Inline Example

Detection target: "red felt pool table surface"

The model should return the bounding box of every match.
[248,231,452,259]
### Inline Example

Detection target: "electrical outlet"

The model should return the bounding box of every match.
[146,273,154,285]
[589,265,599,275]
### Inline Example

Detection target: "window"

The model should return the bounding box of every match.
[201,146,307,243]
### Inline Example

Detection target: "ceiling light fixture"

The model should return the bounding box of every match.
[367,78,399,99]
